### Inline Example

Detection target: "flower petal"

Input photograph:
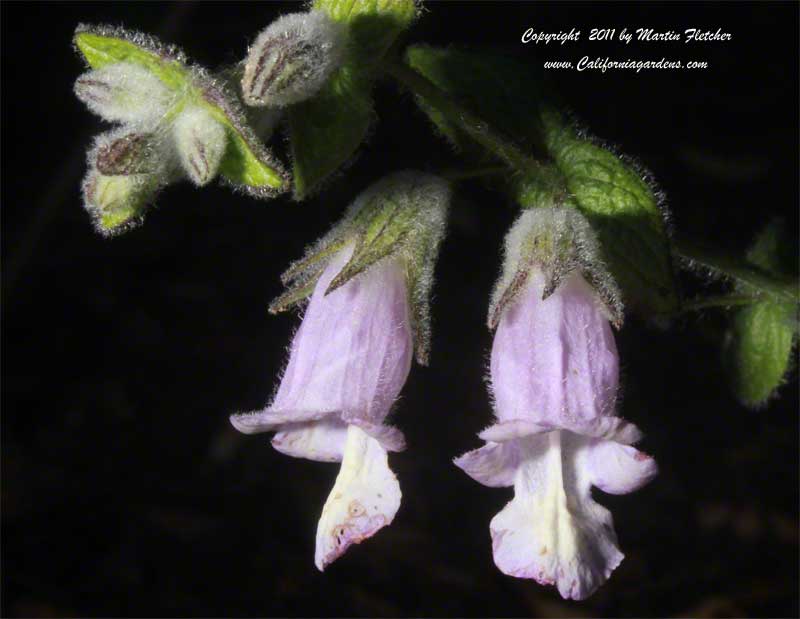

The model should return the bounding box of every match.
[454,441,522,488]
[229,407,335,434]
[584,440,658,495]
[271,419,348,462]
[315,425,400,571]
[478,420,551,443]
[491,271,619,434]
[271,245,413,428]
[489,431,624,600]
[342,415,406,453]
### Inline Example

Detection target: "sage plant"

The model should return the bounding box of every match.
[70,0,798,601]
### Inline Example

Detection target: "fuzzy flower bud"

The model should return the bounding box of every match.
[80,128,170,235]
[72,23,289,232]
[94,131,156,176]
[82,170,158,235]
[455,207,656,600]
[74,62,176,128]
[172,105,228,186]
[241,11,346,107]
[230,171,450,569]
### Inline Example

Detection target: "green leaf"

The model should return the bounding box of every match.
[725,300,796,407]
[539,106,678,315]
[405,45,547,157]
[724,219,798,407]
[316,0,417,64]
[404,45,677,315]
[289,67,373,199]
[204,99,288,195]
[288,0,416,199]
[75,26,288,196]
[745,218,795,277]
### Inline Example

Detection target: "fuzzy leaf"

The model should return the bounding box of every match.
[288,0,416,199]
[317,0,417,64]
[540,107,677,315]
[288,68,373,199]
[725,220,798,407]
[726,300,796,407]
[405,45,546,157]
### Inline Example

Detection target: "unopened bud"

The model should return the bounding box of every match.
[242,11,346,107]
[82,170,159,236]
[488,207,623,329]
[74,62,176,127]
[95,131,156,176]
[172,105,228,186]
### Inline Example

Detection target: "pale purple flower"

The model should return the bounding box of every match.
[455,268,657,600]
[231,242,413,569]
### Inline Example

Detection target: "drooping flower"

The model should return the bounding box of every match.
[455,207,657,600]
[231,171,450,569]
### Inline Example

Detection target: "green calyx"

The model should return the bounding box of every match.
[270,171,450,365]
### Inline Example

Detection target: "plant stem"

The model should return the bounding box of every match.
[384,57,562,193]
[675,238,799,304]
[440,165,508,182]
[680,294,762,313]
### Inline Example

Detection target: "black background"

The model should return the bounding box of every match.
[2,2,798,617]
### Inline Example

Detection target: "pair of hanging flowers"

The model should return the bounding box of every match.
[230,173,657,599]
[72,7,658,601]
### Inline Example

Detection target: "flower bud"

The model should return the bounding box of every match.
[95,131,157,176]
[82,170,159,236]
[74,62,176,128]
[241,11,346,107]
[488,207,623,329]
[172,105,228,186]
[271,171,451,365]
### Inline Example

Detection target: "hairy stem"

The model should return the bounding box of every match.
[675,238,799,304]
[385,57,564,195]
[680,294,764,313]
[440,165,508,182]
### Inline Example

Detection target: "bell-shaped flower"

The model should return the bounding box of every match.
[455,207,657,600]
[231,171,450,569]
[232,242,411,568]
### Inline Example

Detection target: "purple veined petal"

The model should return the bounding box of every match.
[270,243,414,429]
[489,431,625,601]
[271,418,349,463]
[491,270,620,435]
[583,440,658,495]
[315,425,401,571]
